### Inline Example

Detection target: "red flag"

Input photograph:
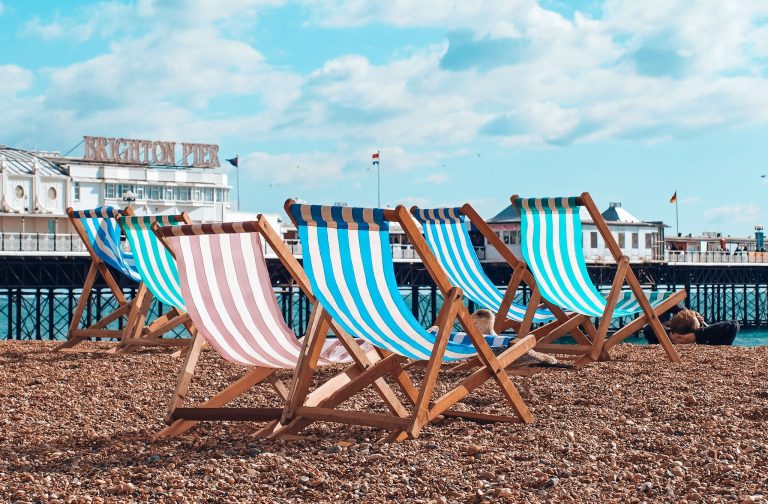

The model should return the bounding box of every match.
[669,191,677,204]
[372,152,380,166]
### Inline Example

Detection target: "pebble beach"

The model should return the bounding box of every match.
[2,341,767,503]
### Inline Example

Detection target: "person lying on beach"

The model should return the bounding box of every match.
[429,309,559,366]
[642,307,739,346]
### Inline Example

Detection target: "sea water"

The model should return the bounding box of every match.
[622,329,768,347]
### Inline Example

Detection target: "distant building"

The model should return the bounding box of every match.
[483,201,665,264]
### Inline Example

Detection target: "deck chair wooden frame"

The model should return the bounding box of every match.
[154,217,410,438]
[511,193,686,364]
[55,206,147,352]
[279,201,537,442]
[112,212,195,354]
[410,203,602,366]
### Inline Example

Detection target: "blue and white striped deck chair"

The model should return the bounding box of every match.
[116,213,194,352]
[57,206,144,351]
[411,206,555,326]
[512,193,686,363]
[281,201,538,440]
[411,204,604,363]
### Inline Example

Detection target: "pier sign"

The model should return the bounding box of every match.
[82,136,220,168]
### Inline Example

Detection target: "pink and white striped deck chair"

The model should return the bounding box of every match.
[155,217,408,438]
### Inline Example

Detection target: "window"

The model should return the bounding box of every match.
[176,187,192,201]
[590,231,598,248]
[149,185,162,200]
[202,187,214,202]
[502,230,511,245]
[47,187,57,200]
[73,182,80,202]
[645,233,654,249]
[193,188,202,201]
[632,233,639,249]
[618,232,626,248]
[105,183,116,199]
[14,185,24,198]
[166,188,174,200]
[136,186,145,199]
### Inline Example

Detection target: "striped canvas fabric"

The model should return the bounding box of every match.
[166,227,355,367]
[515,197,673,317]
[119,215,186,311]
[413,207,555,324]
[71,206,141,282]
[291,204,481,362]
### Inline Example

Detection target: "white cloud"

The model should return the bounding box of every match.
[0,2,5,16]
[0,65,34,97]
[422,173,449,184]
[704,203,762,225]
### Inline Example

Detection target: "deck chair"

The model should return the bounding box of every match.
[155,218,410,438]
[114,213,195,353]
[56,206,146,351]
[278,201,537,442]
[411,204,603,364]
[512,193,687,363]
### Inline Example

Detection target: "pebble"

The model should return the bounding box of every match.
[1,341,766,502]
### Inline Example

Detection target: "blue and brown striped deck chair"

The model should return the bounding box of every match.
[512,193,687,363]
[115,212,195,353]
[411,204,605,365]
[56,206,144,351]
[279,200,537,442]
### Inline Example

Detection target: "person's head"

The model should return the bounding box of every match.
[669,309,701,334]
[471,309,496,335]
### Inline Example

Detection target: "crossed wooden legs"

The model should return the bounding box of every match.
[156,306,411,439]
[55,262,145,352]
[279,287,536,442]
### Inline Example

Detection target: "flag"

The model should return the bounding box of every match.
[226,156,239,168]
[669,191,677,204]
[372,152,380,166]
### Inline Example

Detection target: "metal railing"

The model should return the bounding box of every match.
[666,250,768,264]
[0,233,89,255]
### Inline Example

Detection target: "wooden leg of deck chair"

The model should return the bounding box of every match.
[157,365,277,438]
[110,287,152,354]
[162,331,205,422]
[406,288,462,438]
[601,290,686,360]
[456,306,534,424]
[494,266,526,335]
[281,306,331,425]
[55,262,99,351]
[330,322,409,419]
[624,277,683,364]
[426,331,536,424]
[587,257,629,361]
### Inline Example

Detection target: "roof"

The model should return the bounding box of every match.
[488,203,591,223]
[487,204,519,223]
[601,203,641,223]
[0,147,67,177]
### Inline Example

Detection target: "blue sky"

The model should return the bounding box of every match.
[1,0,768,236]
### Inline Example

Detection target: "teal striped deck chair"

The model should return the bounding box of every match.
[280,200,537,441]
[411,203,603,364]
[115,212,195,353]
[512,193,686,363]
[56,206,145,351]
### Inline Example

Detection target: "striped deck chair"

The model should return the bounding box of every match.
[512,193,687,363]
[155,218,409,438]
[279,201,537,442]
[114,213,195,353]
[411,204,604,364]
[56,206,145,351]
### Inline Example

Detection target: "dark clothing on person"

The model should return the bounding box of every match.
[643,320,739,346]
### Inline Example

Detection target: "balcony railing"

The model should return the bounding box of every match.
[0,233,89,255]
[665,250,768,264]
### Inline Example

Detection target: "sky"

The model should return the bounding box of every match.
[1,0,768,237]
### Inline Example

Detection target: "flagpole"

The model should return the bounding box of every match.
[377,150,381,207]
[675,189,679,236]
[237,154,240,211]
